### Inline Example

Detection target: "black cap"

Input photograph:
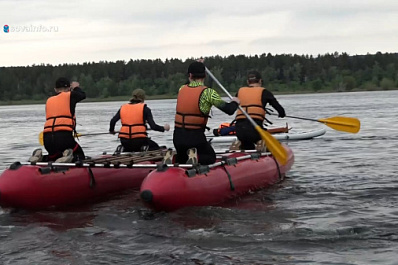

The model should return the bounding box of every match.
[140,190,153,203]
[188,62,206,78]
[247,71,262,83]
[55,77,70,88]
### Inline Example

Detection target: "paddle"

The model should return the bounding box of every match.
[268,113,360,134]
[204,67,288,165]
[38,131,118,145]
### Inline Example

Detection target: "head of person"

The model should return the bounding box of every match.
[247,70,262,85]
[130,88,146,103]
[188,61,206,80]
[54,77,71,92]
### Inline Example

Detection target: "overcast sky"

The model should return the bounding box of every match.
[1,0,398,67]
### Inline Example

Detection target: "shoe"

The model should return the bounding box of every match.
[28,148,43,162]
[229,140,241,151]
[55,149,74,163]
[162,149,174,164]
[255,140,266,152]
[186,148,198,164]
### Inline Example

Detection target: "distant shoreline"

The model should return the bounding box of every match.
[0,88,395,106]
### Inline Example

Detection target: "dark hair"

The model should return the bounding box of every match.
[55,77,70,88]
[188,62,206,78]
[130,88,146,102]
[247,70,262,84]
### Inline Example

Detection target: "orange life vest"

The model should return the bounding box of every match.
[217,122,236,135]
[43,92,76,133]
[236,86,265,121]
[118,103,147,139]
[175,85,208,130]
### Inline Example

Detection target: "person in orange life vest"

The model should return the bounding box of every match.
[173,61,240,165]
[42,77,86,162]
[235,70,286,150]
[109,88,170,152]
[213,121,237,136]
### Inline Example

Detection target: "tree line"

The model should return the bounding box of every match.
[1,51,397,102]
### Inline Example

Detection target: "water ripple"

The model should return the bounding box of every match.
[1,92,398,264]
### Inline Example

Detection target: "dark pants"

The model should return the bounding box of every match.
[43,131,85,161]
[120,137,160,152]
[173,127,216,165]
[235,119,263,150]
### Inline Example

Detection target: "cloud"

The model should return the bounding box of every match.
[1,0,398,66]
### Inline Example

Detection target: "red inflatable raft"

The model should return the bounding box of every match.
[0,149,165,209]
[140,144,294,212]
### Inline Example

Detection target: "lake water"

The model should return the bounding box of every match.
[0,90,397,264]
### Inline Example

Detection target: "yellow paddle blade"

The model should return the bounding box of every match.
[38,131,44,145]
[318,116,360,134]
[255,125,287,165]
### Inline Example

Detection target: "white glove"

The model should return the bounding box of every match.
[70,81,80,90]
[164,124,170,131]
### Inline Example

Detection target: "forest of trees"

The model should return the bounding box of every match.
[0,51,397,103]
